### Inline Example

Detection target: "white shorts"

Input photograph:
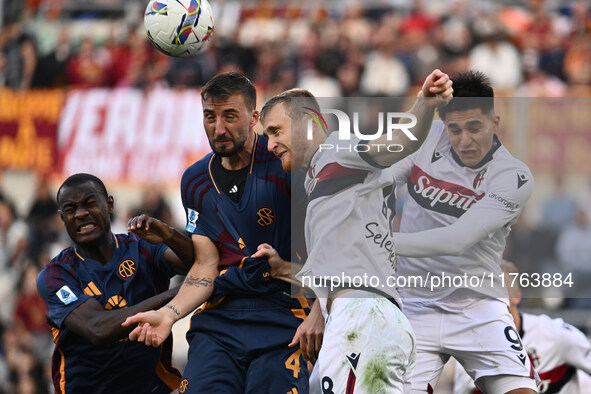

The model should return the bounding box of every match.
[311,293,416,394]
[404,297,538,393]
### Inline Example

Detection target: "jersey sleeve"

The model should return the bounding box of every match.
[468,167,534,237]
[36,263,92,329]
[140,238,174,279]
[386,120,444,186]
[557,320,591,374]
[180,166,210,238]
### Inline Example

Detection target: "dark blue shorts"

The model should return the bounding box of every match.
[180,296,309,394]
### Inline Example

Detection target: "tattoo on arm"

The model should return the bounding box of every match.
[183,276,213,288]
[166,304,180,316]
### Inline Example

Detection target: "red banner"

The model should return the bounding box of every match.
[56,88,212,185]
[0,89,62,175]
[2,91,590,183]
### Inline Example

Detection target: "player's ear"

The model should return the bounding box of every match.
[58,210,65,223]
[250,109,260,129]
[492,114,500,132]
[107,196,114,215]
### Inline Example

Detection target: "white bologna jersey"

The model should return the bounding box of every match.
[389,120,534,305]
[454,313,591,394]
[297,131,402,309]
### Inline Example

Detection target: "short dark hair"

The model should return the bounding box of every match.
[201,72,257,111]
[260,88,321,124]
[438,70,495,120]
[57,173,108,204]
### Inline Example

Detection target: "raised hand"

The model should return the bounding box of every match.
[420,69,453,107]
[127,214,174,244]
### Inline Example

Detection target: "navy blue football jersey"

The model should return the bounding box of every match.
[179,135,310,392]
[36,233,181,393]
[181,134,291,268]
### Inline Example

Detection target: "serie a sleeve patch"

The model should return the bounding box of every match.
[56,285,78,305]
[186,208,199,233]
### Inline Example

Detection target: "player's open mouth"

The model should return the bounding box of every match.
[461,150,477,157]
[77,223,96,234]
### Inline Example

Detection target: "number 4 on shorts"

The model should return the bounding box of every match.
[285,349,302,378]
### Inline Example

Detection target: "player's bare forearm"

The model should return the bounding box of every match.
[123,236,219,346]
[369,69,452,167]
[160,235,219,320]
[128,214,194,274]
[65,287,179,346]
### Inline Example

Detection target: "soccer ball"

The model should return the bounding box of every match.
[144,0,214,57]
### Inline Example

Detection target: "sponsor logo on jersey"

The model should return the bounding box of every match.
[517,353,527,365]
[186,208,199,232]
[488,192,519,211]
[408,165,484,217]
[56,285,78,305]
[117,259,137,279]
[517,173,528,189]
[257,207,275,226]
[473,168,487,189]
[104,295,128,310]
[365,222,396,269]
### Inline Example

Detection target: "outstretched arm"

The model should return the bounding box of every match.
[128,214,194,275]
[366,69,453,168]
[64,287,178,346]
[122,234,219,346]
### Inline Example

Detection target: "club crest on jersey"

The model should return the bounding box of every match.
[56,285,78,305]
[257,207,275,226]
[528,348,540,368]
[473,168,487,189]
[179,379,189,393]
[186,208,199,232]
[117,259,137,279]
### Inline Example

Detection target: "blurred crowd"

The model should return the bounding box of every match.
[504,175,591,308]
[1,0,591,98]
